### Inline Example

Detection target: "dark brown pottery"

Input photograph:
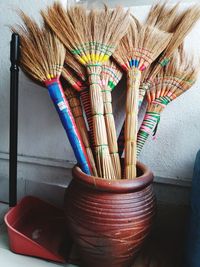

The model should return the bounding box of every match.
[64,161,156,267]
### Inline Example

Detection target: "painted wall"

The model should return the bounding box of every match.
[0,0,200,204]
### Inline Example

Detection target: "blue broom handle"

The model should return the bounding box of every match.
[45,78,91,175]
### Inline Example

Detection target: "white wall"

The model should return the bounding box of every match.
[0,0,200,204]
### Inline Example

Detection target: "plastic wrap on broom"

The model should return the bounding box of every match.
[137,111,160,156]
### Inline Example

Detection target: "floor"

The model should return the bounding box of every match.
[0,202,187,267]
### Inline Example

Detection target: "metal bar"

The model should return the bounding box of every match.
[9,33,20,207]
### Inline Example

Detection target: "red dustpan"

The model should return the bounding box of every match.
[4,196,79,264]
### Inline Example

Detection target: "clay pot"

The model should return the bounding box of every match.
[65,162,156,267]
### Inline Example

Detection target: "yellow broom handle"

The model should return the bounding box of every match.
[125,68,141,179]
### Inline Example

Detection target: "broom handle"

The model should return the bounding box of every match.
[117,81,148,158]
[124,68,141,179]
[137,111,160,156]
[65,88,98,176]
[87,64,115,179]
[9,33,19,207]
[102,88,121,178]
[80,89,94,145]
[45,78,91,175]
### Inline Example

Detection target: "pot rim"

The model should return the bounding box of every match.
[72,161,154,193]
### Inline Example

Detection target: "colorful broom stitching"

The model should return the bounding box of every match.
[41,3,130,179]
[13,12,91,175]
[113,18,172,179]
[101,60,123,178]
[137,49,199,156]
[64,85,98,176]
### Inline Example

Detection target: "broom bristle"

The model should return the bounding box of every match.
[143,4,200,102]
[113,18,139,69]
[65,50,87,81]
[114,18,172,71]
[139,1,182,106]
[41,3,85,51]
[12,11,65,82]
[42,4,130,65]
[163,5,200,59]
[145,1,180,32]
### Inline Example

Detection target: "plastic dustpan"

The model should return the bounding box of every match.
[4,196,79,264]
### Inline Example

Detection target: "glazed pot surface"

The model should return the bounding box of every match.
[65,162,156,267]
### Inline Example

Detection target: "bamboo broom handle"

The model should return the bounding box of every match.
[87,64,115,179]
[65,88,98,176]
[102,87,121,178]
[125,68,141,179]
[117,82,149,158]
[44,78,91,175]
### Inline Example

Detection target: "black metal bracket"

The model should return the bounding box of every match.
[9,33,20,207]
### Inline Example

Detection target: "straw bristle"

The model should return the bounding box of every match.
[164,5,200,59]
[113,18,139,69]
[65,50,87,81]
[140,3,200,107]
[146,4,200,81]
[12,11,65,82]
[114,18,172,71]
[145,1,180,32]
[42,4,130,65]
[41,3,85,51]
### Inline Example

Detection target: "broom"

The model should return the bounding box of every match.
[13,12,92,175]
[145,3,200,103]
[63,83,98,176]
[117,2,200,158]
[113,18,172,179]
[100,60,123,178]
[137,49,199,156]
[41,3,130,179]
